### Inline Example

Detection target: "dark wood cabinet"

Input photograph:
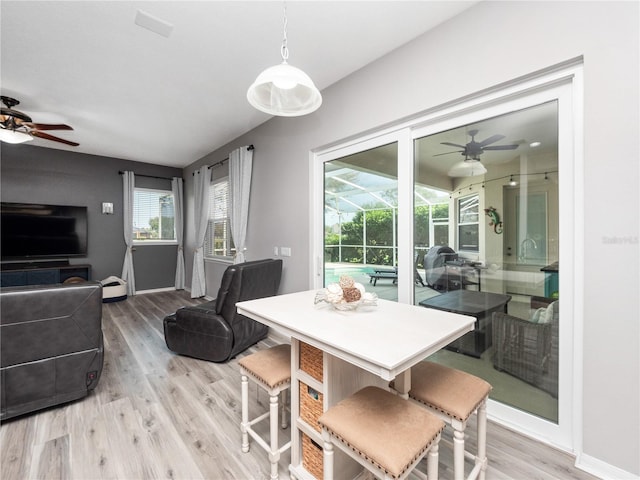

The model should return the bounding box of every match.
[1,263,91,287]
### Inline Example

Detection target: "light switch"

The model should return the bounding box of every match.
[102,202,114,214]
[280,247,291,257]
[273,246,279,256]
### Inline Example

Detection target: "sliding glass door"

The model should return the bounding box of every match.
[312,62,581,449]
[413,102,560,423]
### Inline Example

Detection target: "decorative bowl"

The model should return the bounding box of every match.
[314,275,378,311]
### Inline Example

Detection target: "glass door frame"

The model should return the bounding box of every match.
[310,59,583,451]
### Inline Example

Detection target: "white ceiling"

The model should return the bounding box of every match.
[1,1,477,168]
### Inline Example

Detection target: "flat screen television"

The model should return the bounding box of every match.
[1,202,88,261]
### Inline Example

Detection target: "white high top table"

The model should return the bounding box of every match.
[237,289,475,479]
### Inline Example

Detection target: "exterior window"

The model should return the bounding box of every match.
[133,188,175,243]
[431,203,450,247]
[457,194,479,252]
[205,177,235,259]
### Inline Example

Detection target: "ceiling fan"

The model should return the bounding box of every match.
[0,96,79,146]
[436,129,518,177]
[437,129,519,158]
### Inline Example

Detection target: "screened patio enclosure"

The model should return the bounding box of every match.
[324,153,451,273]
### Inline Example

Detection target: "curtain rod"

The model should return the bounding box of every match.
[118,171,176,181]
[193,144,254,175]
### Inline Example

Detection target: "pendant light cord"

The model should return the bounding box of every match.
[280,2,289,63]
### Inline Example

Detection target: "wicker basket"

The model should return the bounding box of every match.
[302,432,323,479]
[300,342,323,382]
[300,381,323,432]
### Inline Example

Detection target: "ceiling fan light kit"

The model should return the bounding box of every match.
[247,3,322,117]
[440,128,518,178]
[0,128,33,144]
[0,96,79,146]
[448,158,488,177]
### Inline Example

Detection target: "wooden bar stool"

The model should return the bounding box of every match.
[239,344,292,480]
[318,386,445,480]
[403,361,492,480]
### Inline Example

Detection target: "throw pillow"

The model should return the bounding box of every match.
[530,307,547,323]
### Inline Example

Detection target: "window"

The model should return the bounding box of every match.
[133,188,175,243]
[457,194,479,252]
[205,177,235,259]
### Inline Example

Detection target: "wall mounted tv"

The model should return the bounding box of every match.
[1,202,88,261]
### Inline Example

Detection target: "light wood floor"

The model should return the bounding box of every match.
[0,290,599,480]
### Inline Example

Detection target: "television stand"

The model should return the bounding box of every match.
[2,260,70,270]
[0,263,91,287]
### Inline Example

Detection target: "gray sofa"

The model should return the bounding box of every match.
[1,281,104,420]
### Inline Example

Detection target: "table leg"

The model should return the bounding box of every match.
[393,369,411,399]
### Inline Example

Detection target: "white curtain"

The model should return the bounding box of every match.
[172,177,185,290]
[191,165,211,298]
[121,171,136,296]
[229,146,253,264]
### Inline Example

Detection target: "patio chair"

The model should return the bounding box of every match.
[492,296,559,397]
[367,260,426,287]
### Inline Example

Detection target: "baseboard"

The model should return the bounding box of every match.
[136,287,177,295]
[576,453,639,480]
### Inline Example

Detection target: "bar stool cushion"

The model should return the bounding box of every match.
[409,361,492,422]
[318,386,444,479]
[238,344,291,389]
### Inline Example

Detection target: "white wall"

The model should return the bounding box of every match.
[184,1,639,476]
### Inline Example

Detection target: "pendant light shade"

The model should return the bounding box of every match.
[247,62,322,116]
[247,4,322,117]
[448,158,487,177]
[0,129,33,144]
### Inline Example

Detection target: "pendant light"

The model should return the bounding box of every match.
[247,3,322,117]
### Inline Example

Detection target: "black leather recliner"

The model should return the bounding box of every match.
[1,282,104,421]
[163,259,283,363]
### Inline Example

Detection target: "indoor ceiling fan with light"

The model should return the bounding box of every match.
[437,129,518,177]
[0,96,79,146]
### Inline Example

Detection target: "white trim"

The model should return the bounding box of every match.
[569,65,586,465]
[396,127,413,304]
[576,454,639,480]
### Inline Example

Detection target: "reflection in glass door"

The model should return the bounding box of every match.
[413,102,560,423]
[323,142,399,302]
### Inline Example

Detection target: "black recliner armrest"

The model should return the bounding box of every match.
[175,302,233,338]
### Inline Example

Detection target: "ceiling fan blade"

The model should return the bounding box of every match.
[31,130,79,147]
[434,150,464,157]
[478,134,505,147]
[483,144,519,151]
[440,142,467,149]
[25,123,74,131]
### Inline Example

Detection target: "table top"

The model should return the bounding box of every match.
[237,289,475,381]
[419,290,512,315]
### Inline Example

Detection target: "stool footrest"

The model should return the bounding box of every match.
[245,425,291,457]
